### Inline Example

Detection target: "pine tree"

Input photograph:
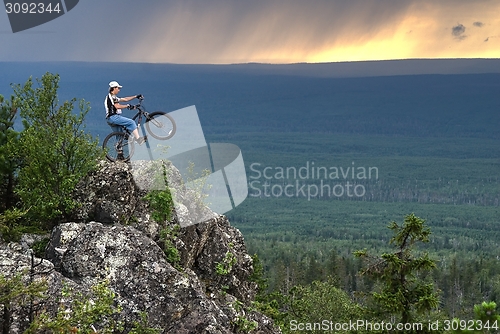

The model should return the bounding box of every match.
[355,213,440,324]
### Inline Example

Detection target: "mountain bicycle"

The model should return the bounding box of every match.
[102,97,176,162]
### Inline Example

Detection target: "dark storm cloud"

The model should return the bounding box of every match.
[140,0,426,62]
[0,0,419,61]
[452,23,466,40]
[473,21,484,27]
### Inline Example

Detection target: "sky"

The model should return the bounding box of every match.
[1,0,500,64]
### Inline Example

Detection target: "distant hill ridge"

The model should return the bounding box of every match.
[1,58,500,80]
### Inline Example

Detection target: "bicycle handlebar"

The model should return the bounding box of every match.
[132,95,144,109]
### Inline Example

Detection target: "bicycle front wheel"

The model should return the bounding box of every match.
[103,131,135,162]
[145,111,176,140]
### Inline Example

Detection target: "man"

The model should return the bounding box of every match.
[104,81,147,144]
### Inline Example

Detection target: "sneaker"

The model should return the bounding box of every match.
[135,136,147,145]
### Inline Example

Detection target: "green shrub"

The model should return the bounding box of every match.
[12,72,102,227]
[144,162,174,223]
[159,224,181,267]
[216,246,237,276]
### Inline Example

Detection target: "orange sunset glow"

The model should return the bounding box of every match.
[127,0,500,64]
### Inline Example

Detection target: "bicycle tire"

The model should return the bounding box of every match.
[102,131,135,162]
[145,111,176,140]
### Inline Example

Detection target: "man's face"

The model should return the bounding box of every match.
[112,86,121,94]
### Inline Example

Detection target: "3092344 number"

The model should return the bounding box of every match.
[5,2,61,14]
[443,319,499,331]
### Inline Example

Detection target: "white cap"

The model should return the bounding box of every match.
[109,81,122,88]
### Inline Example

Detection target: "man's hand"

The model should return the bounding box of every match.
[136,94,144,99]
[127,104,136,110]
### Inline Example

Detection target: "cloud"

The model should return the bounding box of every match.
[2,0,500,63]
[129,0,418,63]
[452,23,466,40]
[127,0,500,63]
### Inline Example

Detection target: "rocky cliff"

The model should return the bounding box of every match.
[0,160,280,333]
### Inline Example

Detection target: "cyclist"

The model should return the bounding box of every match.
[104,81,147,145]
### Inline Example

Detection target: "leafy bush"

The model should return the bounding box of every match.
[283,278,364,334]
[12,72,102,227]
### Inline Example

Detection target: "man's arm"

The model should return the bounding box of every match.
[120,95,137,103]
[114,95,139,109]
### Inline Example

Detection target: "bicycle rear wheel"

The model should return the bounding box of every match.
[145,111,176,140]
[103,131,135,162]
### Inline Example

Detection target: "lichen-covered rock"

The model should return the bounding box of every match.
[178,216,257,304]
[45,222,235,333]
[72,160,141,225]
[2,160,281,333]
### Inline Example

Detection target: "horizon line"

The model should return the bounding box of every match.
[1,57,500,66]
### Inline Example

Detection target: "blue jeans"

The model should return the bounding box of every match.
[107,114,137,133]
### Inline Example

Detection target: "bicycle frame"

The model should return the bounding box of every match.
[109,99,148,133]
[131,100,148,128]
